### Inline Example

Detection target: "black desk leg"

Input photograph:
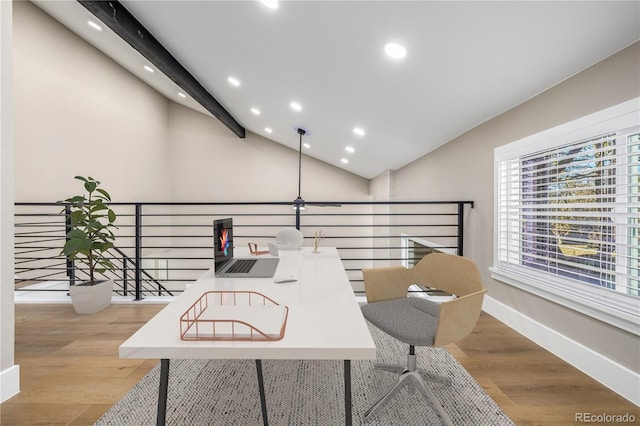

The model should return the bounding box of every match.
[344,360,352,426]
[255,359,269,426]
[157,359,170,426]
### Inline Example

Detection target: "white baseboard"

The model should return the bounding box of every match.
[0,365,20,402]
[482,296,640,406]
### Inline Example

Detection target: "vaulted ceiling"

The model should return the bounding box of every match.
[34,1,640,179]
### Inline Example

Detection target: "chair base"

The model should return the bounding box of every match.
[375,363,452,386]
[364,354,454,426]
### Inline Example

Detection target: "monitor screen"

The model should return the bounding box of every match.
[213,218,233,270]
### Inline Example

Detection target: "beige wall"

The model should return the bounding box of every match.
[13,1,172,202]
[395,42,640,372]
[1,0,15,385]
[168,102,369,202]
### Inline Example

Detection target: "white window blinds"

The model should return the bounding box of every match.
[493,99,640,335]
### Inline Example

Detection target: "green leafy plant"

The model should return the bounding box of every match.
[60,176,117,285]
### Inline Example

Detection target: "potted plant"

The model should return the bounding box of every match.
[60,176,117,314]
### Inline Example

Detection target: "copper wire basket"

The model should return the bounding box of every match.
[180,291,289,341]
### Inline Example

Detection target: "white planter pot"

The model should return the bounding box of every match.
[69,279,114,314]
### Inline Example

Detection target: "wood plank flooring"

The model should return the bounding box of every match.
[1,304,638,425]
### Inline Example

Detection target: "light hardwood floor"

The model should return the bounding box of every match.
[1,304,638,425]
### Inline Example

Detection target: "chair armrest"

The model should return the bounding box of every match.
[362,266,414,303]
[433,289,487,347]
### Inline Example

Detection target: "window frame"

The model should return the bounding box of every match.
[492,98,640,336]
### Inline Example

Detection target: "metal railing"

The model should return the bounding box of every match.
[14,200,474,299]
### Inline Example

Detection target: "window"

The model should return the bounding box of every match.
[492,99,639,335]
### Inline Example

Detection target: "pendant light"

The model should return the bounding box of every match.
[293,127,307,230]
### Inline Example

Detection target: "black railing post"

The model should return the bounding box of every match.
[457,202,465,256]
[456,201,474,256]
[122,255,128,296]
[135,203,143,301]
[64,205,76,286]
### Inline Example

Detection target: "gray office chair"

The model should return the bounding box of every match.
[361,253,486,425]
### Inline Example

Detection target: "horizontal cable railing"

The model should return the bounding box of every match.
[14,200,474,299]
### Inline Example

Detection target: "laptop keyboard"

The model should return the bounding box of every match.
[226,259,257,274]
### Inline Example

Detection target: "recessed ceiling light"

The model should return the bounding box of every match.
[178,92,186,98]
[260,0,279,9]
[265,127,273,133]
[228,76,240,87]
[144,65,154,73]
[345,146,355,153]
[353,127,365,136]
[290,102,302,111]
[303,143,311,149]
[88,20,102,31]
[341,158,349,164]
[251,107,261,115]
[384,42,407,59]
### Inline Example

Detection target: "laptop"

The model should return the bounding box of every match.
[213,218,279,278]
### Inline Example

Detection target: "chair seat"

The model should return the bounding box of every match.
[361,297,440,346]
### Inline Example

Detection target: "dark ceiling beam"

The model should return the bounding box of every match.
[78,0,245,138]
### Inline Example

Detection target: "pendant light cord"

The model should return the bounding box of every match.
[297,128,305,198]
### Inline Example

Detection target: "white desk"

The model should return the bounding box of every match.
[120,247,376,425]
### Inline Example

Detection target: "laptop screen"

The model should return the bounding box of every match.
[213,218,234,271]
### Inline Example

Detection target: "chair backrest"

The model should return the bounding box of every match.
[411,253,484,297]
[411,253,486,347]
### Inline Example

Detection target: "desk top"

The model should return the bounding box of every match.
[120,247,377,360]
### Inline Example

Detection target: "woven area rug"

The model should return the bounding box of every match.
[97,324,514,425]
